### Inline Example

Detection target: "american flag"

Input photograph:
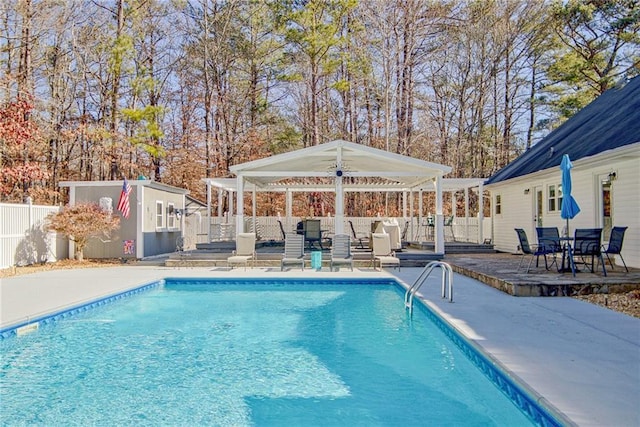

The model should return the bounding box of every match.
[117,178,132,219]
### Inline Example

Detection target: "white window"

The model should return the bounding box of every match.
[156,201,164,229]
[547,184,563,212]
[167,203,176,229]
[495,194,502,215]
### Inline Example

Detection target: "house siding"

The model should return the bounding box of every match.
[489,145,639,268]
[75,185,137,259]
[611,157,640,267]
[491,184,532,253]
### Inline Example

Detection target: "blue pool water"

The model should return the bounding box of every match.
[0,278,554,426]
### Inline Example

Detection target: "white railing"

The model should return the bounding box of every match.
[203,215,493,244]
[0,202,69,269]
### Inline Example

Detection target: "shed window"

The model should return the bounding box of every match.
[495,194,502,215]
[167,203,176,229]
[156,201,164,229]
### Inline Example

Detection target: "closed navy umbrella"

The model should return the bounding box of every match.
[560,154,580,235]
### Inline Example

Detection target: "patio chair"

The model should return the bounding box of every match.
[401,220,409,246]
[330,234,353,271]
[371,233,400,271]
[444,215,456,242]
[573,228,606,276]
[601,226,628,272]
[277,220,286,241]
[304,219,323,250]
[281,233,305,271]
[514,228,555,272]
[535,227,562,270]
[348,220,368,249]
[227,233,256,270]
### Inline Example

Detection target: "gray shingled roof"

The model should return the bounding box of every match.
[486,76,640,185]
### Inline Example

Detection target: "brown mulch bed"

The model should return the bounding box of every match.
[2,259,639,319]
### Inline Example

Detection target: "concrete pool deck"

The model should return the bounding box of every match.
[1,265,638,426]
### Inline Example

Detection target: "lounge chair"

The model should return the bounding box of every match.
[227,233,256,270]
[371,233,400,271]
[330,234,353,271]
[515,228,554,272]
[281,233,305,270]
[601,226,628,272]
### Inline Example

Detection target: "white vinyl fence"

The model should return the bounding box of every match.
[0,202,69,269]
[202,215,493,244]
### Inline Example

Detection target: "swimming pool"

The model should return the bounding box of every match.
[0,278,560,426]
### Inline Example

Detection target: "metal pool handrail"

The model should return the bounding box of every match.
[404,261,453,315]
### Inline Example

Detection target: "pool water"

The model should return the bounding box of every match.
[1,280,540,426]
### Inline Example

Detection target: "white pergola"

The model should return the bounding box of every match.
[202,140,485,254]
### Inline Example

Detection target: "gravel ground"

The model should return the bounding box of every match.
[574,290,640,319]
[2,259,639,319]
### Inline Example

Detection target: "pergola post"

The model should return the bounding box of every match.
[235,175,243,236]
[408,190,413,238]
[417,190,423,241]
[465,187,470,242]
[478,182,484,244]
[251,187,257,233]
[286,189,293,231]
[217,189,223,218]
[206,181,212,242]
[435,177,444,254]
[335,146,344,234]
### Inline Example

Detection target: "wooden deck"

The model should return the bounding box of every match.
[167,240,493,268]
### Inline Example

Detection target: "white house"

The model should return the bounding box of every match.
[59,180,189,260]
[485,76,640,269]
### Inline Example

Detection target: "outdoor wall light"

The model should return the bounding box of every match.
[523,188,530,195]
[608,171,617,181]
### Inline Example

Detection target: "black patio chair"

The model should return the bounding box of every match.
[601,226,628,272]
[444,215,456,242]
[303,219,323,250]
[535,227,562,270]
[515,228,556,272]
[401,220,409,241]
[573,228,606,276]
[277,220,286,241]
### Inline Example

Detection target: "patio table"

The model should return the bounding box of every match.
[558,237,577,276]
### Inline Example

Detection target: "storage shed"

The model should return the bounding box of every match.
[59,180,189,259]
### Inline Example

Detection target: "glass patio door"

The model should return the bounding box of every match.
[600,176,613,241]
[534,187,544,227]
